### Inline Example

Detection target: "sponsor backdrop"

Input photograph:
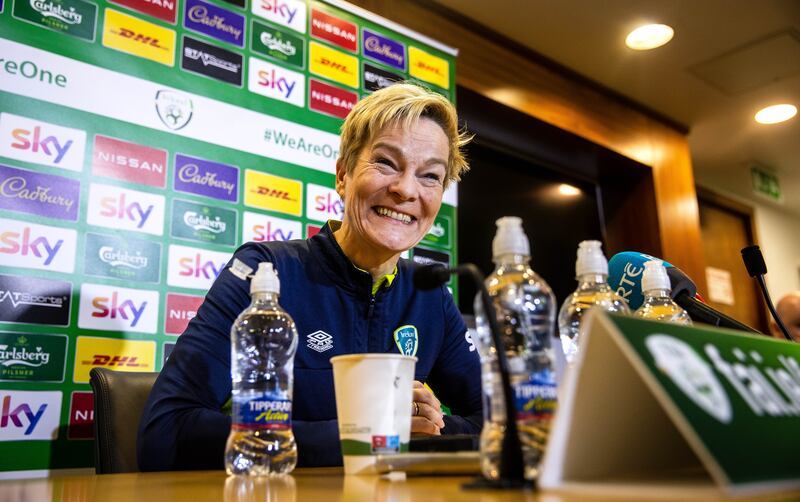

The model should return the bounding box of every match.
[0,0,458,472]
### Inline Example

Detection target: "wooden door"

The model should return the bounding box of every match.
[697,189,768,333]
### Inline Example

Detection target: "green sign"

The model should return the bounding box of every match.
[0,332,67,382]
[170,199,238,247]
[542,312,800,496]
[421,214,451,249]
[84,233,162,283]
[751,165,781,201]
[250,19,305,69]
[12,0,97,41]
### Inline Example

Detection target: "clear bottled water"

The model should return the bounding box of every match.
[473,217,557,481]
[558,241,630,365]
[634,260,692,325]
[225,263,298,475]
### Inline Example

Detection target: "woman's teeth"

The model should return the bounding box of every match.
[376,207,412,223]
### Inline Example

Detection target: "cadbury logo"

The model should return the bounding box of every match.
[0,176,75,213]
[187,6,242,40]
[177,163,236,195]
[364,36,403,66]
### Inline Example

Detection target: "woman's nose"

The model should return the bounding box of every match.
[388,170,417,200]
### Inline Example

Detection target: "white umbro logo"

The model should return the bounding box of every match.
[307,330,333,353]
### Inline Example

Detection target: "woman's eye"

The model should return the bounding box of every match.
[374,157,395,169]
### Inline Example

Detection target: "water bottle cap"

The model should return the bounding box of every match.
[492,216,530,259]
[251,262,280,294]
[576,240,608,276]
[641,260,670,293]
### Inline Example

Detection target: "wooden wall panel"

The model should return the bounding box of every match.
[350,0,708,293]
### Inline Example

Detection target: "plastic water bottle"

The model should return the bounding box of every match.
[558,240,630,365]
[634,260,692,325]
[473,217,557,481]
[225,262,298,475]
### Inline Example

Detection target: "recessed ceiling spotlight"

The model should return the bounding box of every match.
[625,24,674,50]
[754,104,797,124]
[558,184,581,196]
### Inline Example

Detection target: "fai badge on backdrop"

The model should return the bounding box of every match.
[155,90,194,130]
[393,325,418,357]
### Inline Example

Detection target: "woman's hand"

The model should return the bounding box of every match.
[411,380,445,435]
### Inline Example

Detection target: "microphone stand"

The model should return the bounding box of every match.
[451,265,527,488]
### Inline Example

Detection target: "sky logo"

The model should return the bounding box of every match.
[242,211,301,243]
[167,244,231,291]
[0,113,86,172]
[0,218,76,273]
[78,283,159,334]
[87,183,165,236]
[0,390,61,440]
[306,183,343,223]
[249,57,305,107]
[251,0,306,34]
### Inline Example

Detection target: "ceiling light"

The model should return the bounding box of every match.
[558,184,581,196]
[625,24,674,50]
[754,104,797,124]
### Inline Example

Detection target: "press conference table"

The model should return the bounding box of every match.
[2,468,800,502]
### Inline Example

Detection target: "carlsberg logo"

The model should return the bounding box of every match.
[98,246,148,269]
[184,211,226,233]
[0,343,51,367]
[30,0,83,24]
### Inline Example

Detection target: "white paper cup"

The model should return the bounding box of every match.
[331,354,416,474]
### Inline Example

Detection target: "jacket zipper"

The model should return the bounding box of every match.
[367,294,376,319]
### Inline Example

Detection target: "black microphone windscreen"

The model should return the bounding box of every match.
[665,267,697,299]
[741,245,767,277]
[413,264,451,291]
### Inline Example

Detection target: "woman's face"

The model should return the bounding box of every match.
[336,117,449,258]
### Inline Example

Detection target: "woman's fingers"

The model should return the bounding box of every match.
[415,401,445,429]
[411,416,441,435]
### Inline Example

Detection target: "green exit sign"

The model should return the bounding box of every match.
[751,165,781,201]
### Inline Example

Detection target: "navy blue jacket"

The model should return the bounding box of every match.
[138,224,482,470]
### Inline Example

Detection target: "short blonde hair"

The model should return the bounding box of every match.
[338,83,471,187]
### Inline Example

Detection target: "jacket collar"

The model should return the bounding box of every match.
[309,222,384,297]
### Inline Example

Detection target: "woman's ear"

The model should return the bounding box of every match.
[335,158,347,198]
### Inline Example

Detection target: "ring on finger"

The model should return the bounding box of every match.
[413,401,420,416]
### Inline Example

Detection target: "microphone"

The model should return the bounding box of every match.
[414,263,526,487]
[741,245,793,342]
[608,252,762,334]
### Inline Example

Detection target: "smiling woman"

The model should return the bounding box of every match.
[138,82,483,471]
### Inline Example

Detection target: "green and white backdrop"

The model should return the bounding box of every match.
[0,0,458,473]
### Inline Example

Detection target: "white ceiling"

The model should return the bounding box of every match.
[436,0,800,214]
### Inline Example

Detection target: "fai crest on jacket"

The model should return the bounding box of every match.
[393,325,418,357]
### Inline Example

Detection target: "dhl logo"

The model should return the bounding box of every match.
[408,46,449,89]
[81,354,145,367]
[309,41,358,88]
[102,8,176,66]
[244,170,302,216]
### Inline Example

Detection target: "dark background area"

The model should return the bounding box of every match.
[455,86,659,313]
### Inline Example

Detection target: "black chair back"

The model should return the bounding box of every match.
[89,367,159,474]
